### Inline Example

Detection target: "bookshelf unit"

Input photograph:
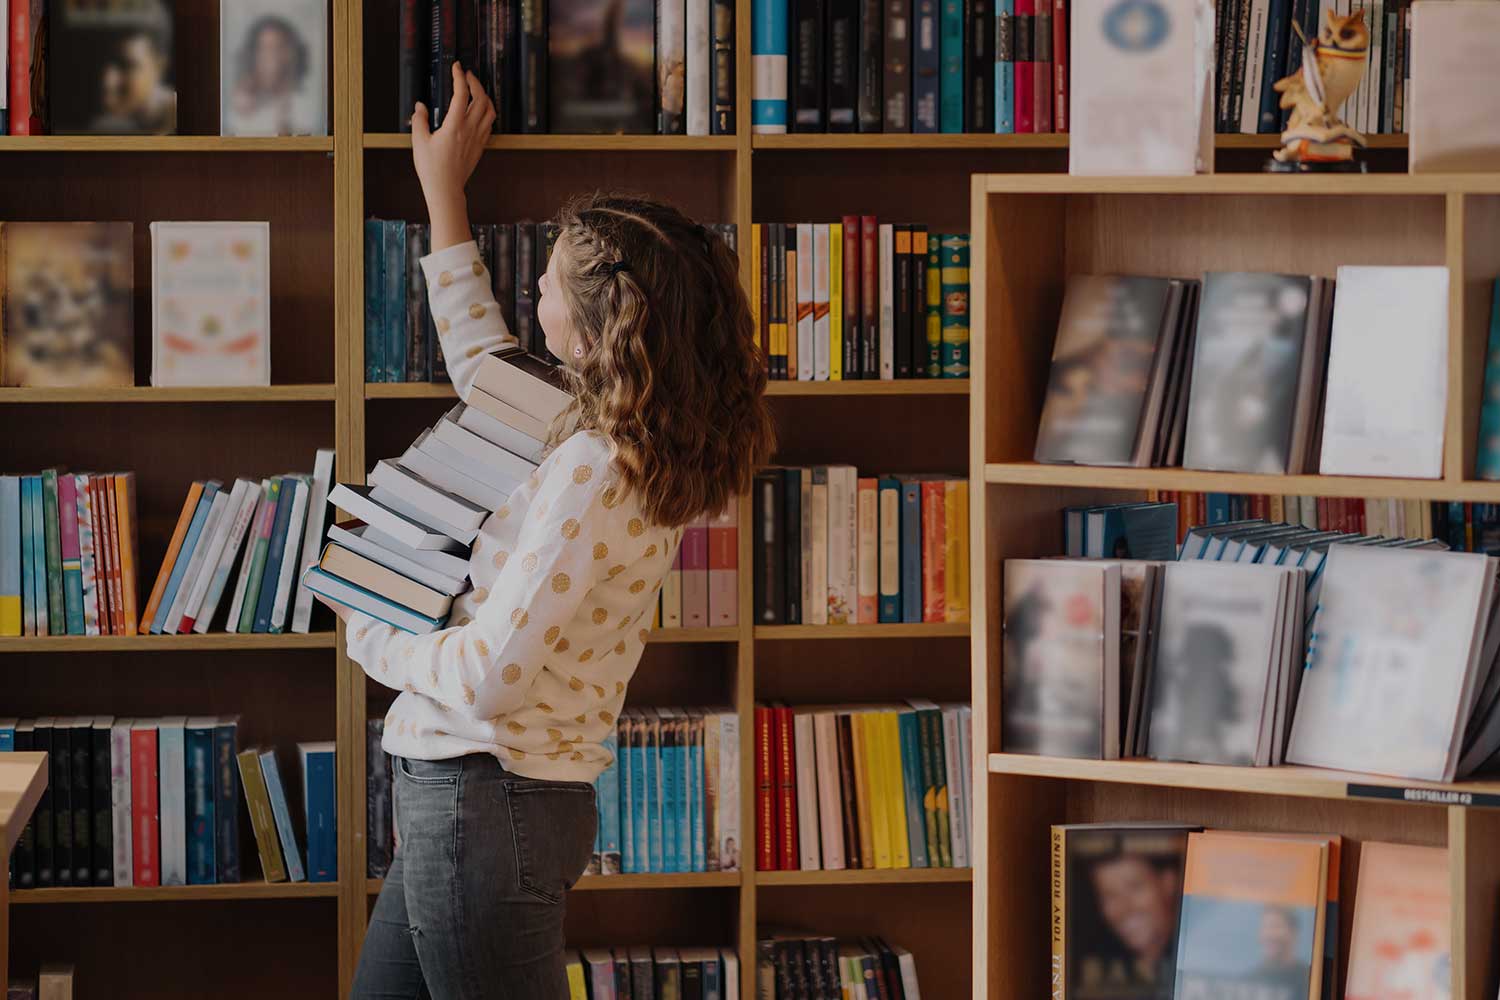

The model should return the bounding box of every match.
[969,173,1500,1000]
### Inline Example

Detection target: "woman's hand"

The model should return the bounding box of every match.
[412,62,496,252]
[313,590,355,625]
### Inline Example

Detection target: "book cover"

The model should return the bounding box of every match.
[220,0,328,136]
[1410,1,1500,171]
[299,741,336,882]
[214,717,241,883]
[259,748,307,882]
[185,717,217,884]
[547,0,654,132]
[150,222,271,387]
[939,234,969,378]
[237,747,286,882]
[1345,842,1449,1000]
[158,716,188,886]
[40,470,64,635]
[2,222,134,388]
[791,0,826,129]
[50,0,177,134]
[130,720,160,887]
[109,718,133,887]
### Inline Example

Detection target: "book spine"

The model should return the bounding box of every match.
[900,480,923,623]
[252,482,297,633]
[519,0,547,131]
[1032,0,1051,132]
[1051,0,1066,132]
[1230,0,1252,131]
[398,0,424,131]
[718,712,740,870]
[939,234,970,377]
[215,724,240,883]
[857,0,884,130]
[841,216,861,378]
[913,0,941,131]
[405,224,429,381]
[100,476,126,635]
[883,0,912,131]
[894,227,911,379]
[659,0,687,133]
[306,751,337,882]
[898,713,928,866]
[708,498,738,627]
[813,716,845,868]
[237,751,286,883]
[0,479,17,638]
[71,725,92,884]
[915,710,942,864]
[774,706,798,870]
[940,0,965,131]
[1014,0,1032,132]
[261,753,306,882]
[459,0,480,74]
[791,0,826,129]
[55,476,81,634]
[782,470,802,624]
[755,706,775,870]
[131,728,159,887]
[752,0,789,132]
[159,726,187,885]
[796,223,815,379]
[114,476,138,635]
[364,221,386,382]
[860,216,878,378]
[995,0,1013,132]
[682,514,710,628]
[856,479,878,623]
[431,0,458,128]
[828,223,843,380]
[753,472,781,624]
[8,0,33,135]
[384,220,408,383]
[827,468,857,624]
[186,728,216,884]
[793,716,821,869]
[785,238,798,379]
[968,0,994,131]
[41,471,63,634]
[921,481,947,621]
[943,708,968,865]
[712,0,737,133]
[827,0,858,128]
[878,224,894,379]
[1257,0,1288,132]
[646,717,662,872]
[110,724,132,887]
[52,725,72,885]
[850,715,875,867]
[799,470,815,626]
[813,223,832,380]
[877,479,901,622]
[944,481,969,623]
[690,719,705,872]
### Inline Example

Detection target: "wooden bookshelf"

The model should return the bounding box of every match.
[969,173,1500,1000]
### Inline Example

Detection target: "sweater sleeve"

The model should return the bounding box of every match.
[420,239,516,403]
[344,436,616,723]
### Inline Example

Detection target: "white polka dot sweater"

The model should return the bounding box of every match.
[344,240,680,782]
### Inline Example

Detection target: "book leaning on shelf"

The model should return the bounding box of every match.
[755,934,921,999]
[565,946,742,1000]
[307,349,571,634]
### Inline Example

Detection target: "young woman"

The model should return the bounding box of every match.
[328,63,773,1000]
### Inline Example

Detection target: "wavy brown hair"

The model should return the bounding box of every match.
[549,192,773,529]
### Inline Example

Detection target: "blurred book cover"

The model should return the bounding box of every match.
[1174,832,1324,1000]
[50,0,178,135]
[220,0,329,137]
[1183,273,1313,475]
[1002,560,1119,759]
[1345,843,1450,1000]
[150,222,271,387]
[1057,823,1196,1000]
[1,222,135,388]
[548,0,656,133]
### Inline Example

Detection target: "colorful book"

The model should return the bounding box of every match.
[259,749,307,883]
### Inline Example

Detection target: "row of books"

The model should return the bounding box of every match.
[1035,268,1448,479]
[653,501,739,629]
[1211,0,1409,136]
[1142,491,1442,549]
[309,351,571,634]
[1052,825,1445,1000]
[1,716,335,888]
[4,964,74,1000]
[363,220,737,383]
[752,0,1072,135]
[756,701,970,873]
[0,472,137,638]
[134,450,336,636]
[565,947,741,1000]
[756,935,921,999]
[752,223,968,382]
[4,0,328,136]
[0,221,273,390]
[752,470,969,626]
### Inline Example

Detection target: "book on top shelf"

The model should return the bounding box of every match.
[150,222,272,388]
[548,0,656,133]
[219,0,329,137]
[49,0,177,134]
[1409,0,1500,171]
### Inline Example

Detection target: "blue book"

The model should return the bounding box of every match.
[596,731,621,875]
[31,477,48,636]
[751,0,789,131]
[704,954,721,999]
[1258,0,1292,132]
[660,714,680,872]
[938,0,964,132]
[878,477,902,622]
[897,709,929,867]
[214,717,241,883]
[151,482,221,633]
[185,718,217,884]
[19,477,34,636]
[619,722,635,874]
[365,219,386,383]
[1205,493,1231,526]
[299,742,337,883]
[674,717,689,874]
[258,749,306,882]
[900,479,923,623]
[1086,503,1179,561]
[689,719,705,872]
[631,718,649,872]
[913,0,941,131]
[993,0,1013,132]
[647,713,664,873]
[252,479,299,633]
[0,718,14,752]
[301,567,449,635]
[383,219,408,383]
[1477,283,1500,480]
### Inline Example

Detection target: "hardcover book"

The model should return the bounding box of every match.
[1409,1,1500,171]
[548,0,655,132]
[50,0,178,134]
[1345,843,1450,1000]
[220,0,329,136]
[150,222,272,387]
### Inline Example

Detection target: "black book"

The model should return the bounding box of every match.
[477,0,495,109]
[894,225,911,378]
[399,0,429,131]
[430,0,458,128]
[681,958,703,1000]
[51,719,72,886]
[967,0,994,131]
[1214,0,1233,130]
[758,225,771,373]
[366,720,393,878]
[835,713,859,867]
[909,225,928,378]
[13,721,36,889]
[459,0,481,73]
[817,939,842,999]
[90,718,112,885]
[782,468,802,625]
[214,717,241,884]
[790,0,826,130]
[875,938,905,1000]
[883,0,912,131]
[912,0,941,131]
[519,0,549,131]
[773,941,796,999]
[826,0,859,130]
[495,0,521,131]
[857,0,885,131]
[752,471,784,624]
[50,0,178,135]
[536,224,562,364]
[406,224,431,382]
[792,939,814,998]
[711,0,736,133]
[1230,0,1251,130]
[493,224,517,338]
[514,223,537,357]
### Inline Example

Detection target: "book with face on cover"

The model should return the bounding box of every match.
[150,222,272,387]
[1345,842,1450,1000]
[220,0,329,137]
[50,0,178,134]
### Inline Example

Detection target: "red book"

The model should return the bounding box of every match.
[755,705,776,871]
[860,216,878,380]
[1015,0,1034,133]
[681,514,710,628]
[773,704,798,870]
[1052,0,1068,132]
[131,722,160,886]
[920,481,947,622]
[8,0,37,135]
[1351,498,1366,534]
[1195,492,1207,527]
[1249,494,1267,521]
[841,217,861,379]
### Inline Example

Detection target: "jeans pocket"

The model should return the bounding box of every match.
[396,756,461,786]
[503,779,598,904]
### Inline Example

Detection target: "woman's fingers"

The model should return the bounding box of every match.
[411,101,431,141]
[447,61,470,123]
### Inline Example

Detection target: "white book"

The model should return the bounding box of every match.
[878,224,894,379]
[326,484,466,552]
[796,223,815,381]
[465,386,552,441]
[661,552,683,628]
[813,224,831,381]
[721,949,741,1000]
[110,717,133,887]
[1318,266,1449,479]
[471,349,573,426]
[793,712,821,870]
[1071,0,1215,174]
[959,704,973,844]
[291,447,336,633]
[856,479,878,623]
[431,417,535,490]
[894,946,921,999]
[325,521,468,595]
[150,222,271,387]
[225,479,274,631]
[163,487,235,634]
[454,401,548,464]
[1239,0,1267,134]
[157,716,189,886]
[1366,0,1385,134]
[812,712,845,869]
[941,706,968,867]
[372,458,490,534]
[799,469,814,627]
[220,0,329,136]
[193,480,263,633]
[825,465,858,625]
[178,479,250,631]
[370,483,480,546]
[401,431,510,512]
[1410,1,1500,170]
[417,425,529,497]
[268,478,310,632]
[686,0,710,135]
[807,469,829,626]
[716,711,740,871]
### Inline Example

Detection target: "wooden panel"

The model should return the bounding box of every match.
[1451,807,1500,1000]
[563,887,741,949]
[754,635,970,704]
[1460,195,1500,484]
[767,393,969,473]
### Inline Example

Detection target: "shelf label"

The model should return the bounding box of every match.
[1347,784,1500,809]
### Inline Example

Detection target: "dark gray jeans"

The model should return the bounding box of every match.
[351,753,598,1000]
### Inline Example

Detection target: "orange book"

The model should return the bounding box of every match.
[139,482,204,633]
[101,475,126,635]
[920,481,946,622]
[1175,831,1328,1000]
[785,247,798,380]
[1345,842,1449,1000]
[114,473,139,635]
[91,476,118,635]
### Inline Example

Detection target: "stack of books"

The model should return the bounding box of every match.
[752,223,968,381]
[5,963,75,1000]
[1,716,335,888]
[1,471,138,637]
[308,350,570,634]
[565,947,741,1000]
[139,449,336,635]
[756,701,971,872]
[752,468,969,626]
[755,935,922,998]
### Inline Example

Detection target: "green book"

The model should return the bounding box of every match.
[938,234,970,379]
[237,477,281,633]
[41,470,65,635]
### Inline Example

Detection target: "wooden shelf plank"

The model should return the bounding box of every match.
[765,380,969,396]
[978,173,1499,196]
[364,133,737,152]
[2,632,337,653]
[0,385,336,404]
[1213,133,1410,150]
[987,753,1500,805]
[755,868,973,886]
[982,462,1494,501]
[0,136,333,153]
[366,382,457,399]
[12,882,342,904]
[754,623,969,640]
[366,872,741,894]
[648,626,741,644]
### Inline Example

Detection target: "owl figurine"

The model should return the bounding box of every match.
[1271,8,1371,167]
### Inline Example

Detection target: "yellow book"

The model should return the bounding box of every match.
[829,223,842,381]
[849,711,876,868]
[924,238,942,377]
[882,711,911,868]
[862,712,893,869]
[751,223,762,362]
[235,746,286,883]
[113,473,139,636]
[565,956,587,1000]
[944,480,969,623]
[0,475,17,635]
